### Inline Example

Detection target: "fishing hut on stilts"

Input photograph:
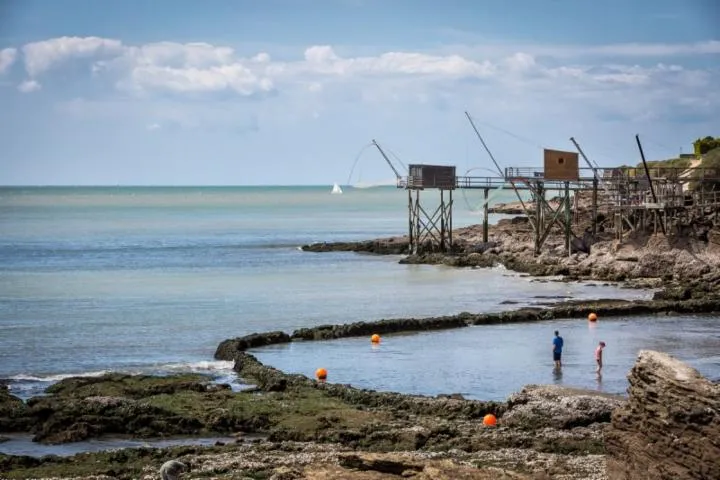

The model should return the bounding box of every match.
[372,115,720,256]
[373,140,456,254]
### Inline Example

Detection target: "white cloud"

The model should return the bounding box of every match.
[252,52,271,63]
[504,52,536,71]
[12,35,719,129]
[146,122,161,131]
[14,36,720,102]
[440,34,720,59]
[304,45,339,63]
[122,41,235,69]
[295,45,495,78]
[22,36,124,77]
[17,79,41,93]
[91,41,273,95]
[0,48,17,74]
[585,40,720,57]
[127,63,273,95]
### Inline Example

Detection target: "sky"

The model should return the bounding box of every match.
[1,0,719,186]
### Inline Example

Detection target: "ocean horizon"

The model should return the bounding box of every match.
[3,185,716,407]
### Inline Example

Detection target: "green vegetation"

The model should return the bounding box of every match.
[694,136,720,156]
[16,372,389,443]
[637,157,693,169]
[1,372,391,479]
[695,147,720,191]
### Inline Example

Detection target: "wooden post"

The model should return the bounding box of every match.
[565,181,571,256]
[440,189,445,251]
[483,188,489,243]
[534,182,542,255]
[408,189,413,253]
[592,177,598,236]
[448,189,453,249]
[653,210,657,236]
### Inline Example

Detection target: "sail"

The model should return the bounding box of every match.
[331,182,343,194]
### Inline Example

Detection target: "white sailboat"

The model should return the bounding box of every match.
[330,182,343,194]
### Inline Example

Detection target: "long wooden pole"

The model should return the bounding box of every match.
[483,188,489,243]
[565,181,571,256]
[636,134,658,204]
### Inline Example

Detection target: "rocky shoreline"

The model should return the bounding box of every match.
[302,217,720,301]
[1,348,717,479]
[2,218,719,479]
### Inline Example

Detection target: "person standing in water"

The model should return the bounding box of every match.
[552,330,564,368]
[595,341,606,374]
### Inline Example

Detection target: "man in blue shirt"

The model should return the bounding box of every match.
[552,330,564,368]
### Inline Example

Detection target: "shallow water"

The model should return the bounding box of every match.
[1,186,715,460]
[0,433,239,458]
[0,186,652,399]
[251,313,720,401]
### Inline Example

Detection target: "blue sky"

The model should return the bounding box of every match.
[1,0,718,185]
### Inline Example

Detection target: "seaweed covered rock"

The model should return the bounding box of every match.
[605,350,720,480]
[0,382,30,432]
[28,394,204,443]
[301,238,408,254]
[16,373,256,444]
[215,331,291,360]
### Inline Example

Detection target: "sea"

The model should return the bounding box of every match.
[1,185,718,409]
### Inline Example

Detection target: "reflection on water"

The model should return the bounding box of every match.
[252,314,720,401]
[0,434,238,458]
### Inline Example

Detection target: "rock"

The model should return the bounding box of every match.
[290,315,472,342]
[0,383,30,432]
[301,239,408,255]
[269,465,303,479]
[605,350,720,480]
[215,331,292,360]
[29,394,204,443]
[336,452,530,479]
[502,385,624,430]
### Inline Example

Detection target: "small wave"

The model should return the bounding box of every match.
[157,360,234,373]
[8,370,110,383]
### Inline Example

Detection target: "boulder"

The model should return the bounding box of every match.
[502,385,624,430]
[605,350,720,479]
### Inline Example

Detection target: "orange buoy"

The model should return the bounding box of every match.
[315,368,327,381]
[371,334,381,344]
[483,413,497,427]
[588,312,598,322]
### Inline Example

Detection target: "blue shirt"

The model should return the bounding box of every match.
[553,336,564,353]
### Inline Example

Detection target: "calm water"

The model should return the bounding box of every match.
[0,185,688,404]
[251,313,720,401]
[0,434,238,458]
[1,186,719,458]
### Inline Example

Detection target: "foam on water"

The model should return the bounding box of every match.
[8,370,111,383]
[6,361,243,400]
[157,360,235,373]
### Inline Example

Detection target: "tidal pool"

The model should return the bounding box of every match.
[251,313,720,401]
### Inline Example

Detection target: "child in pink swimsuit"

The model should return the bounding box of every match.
[595,341,606,374]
